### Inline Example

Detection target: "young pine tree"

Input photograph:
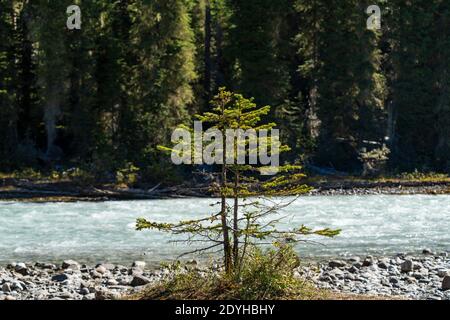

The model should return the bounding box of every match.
[137,88,339,275]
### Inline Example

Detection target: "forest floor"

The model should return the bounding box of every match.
[0,172,449,202]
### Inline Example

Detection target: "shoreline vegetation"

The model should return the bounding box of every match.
[1,251,448,301]
[1,173,449,202]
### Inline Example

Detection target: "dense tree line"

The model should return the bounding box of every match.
[0,0,448,180]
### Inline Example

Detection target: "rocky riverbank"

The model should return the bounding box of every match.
[1,251,449,300]
[301,250,450,300]
[0,260,165,300]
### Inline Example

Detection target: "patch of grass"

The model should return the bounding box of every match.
[363,171,449,183]
[130,245,399,301]
[0,173,11,179]
[393,171,449,182]
[0,168,42,180]
[133,269,326,301]
[305,172,450,185]
[0,167,97,185]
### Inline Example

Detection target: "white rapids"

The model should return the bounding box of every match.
[0,195,448,264]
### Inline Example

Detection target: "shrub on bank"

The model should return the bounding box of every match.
[134,245,329,300]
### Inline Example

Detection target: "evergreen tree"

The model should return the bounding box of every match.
[90,0,133,166]
[387,0,449,171]
[31,0,71,160]
[138,88,339,275]
[127,0,197,166]
[434,1,450,172]
[188,0,208,109]
[0,0,17,164]
[296,0,387,172]
[226,0,293,109]
[65,0,102,161]
[14,0,40,153]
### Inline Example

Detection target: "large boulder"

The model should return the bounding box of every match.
[95,265,108,275]
[99,263,116,271]
[128,267,144,277]
[362,256,375,267]
[437,269,449,277]
[378,258,390,269]
[51,273,70,282]
[131,275,152,287]
[1,283,12,293]
[401,259,414,273]
[95,289,120,300]
[62,260,80,270]
[35,262,56,270]
[132,261,146,270]
[328,260,347,268]
[443,276,450,291]
[14,263,29,276]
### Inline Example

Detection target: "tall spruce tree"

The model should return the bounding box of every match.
[434,1,450,172]
[296,0,387,172]
[0,0,17,164]
[127,0,197,167]
[226,0,293,109]
[65,0,102,161]
[14,0,40,154]
[138,88,339,275]
[31,0,71,160]
[387,0,448,171]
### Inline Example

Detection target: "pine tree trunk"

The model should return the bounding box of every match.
[44,87,61,159]
[16,6,34,141]
[221,124,232,274]
[221,163,232,274]
[233,171,239,269]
